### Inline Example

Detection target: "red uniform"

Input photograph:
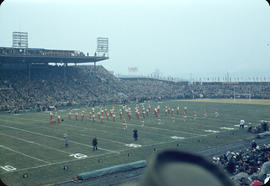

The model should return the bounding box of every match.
[101,115,104,123]
[184,107,187,118]
[81,113,84,121]
[50,112,53,120]
[123,120,127,129]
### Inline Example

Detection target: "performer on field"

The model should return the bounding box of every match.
[123,119,127,129]
[57,115,61,123]
[100,115,104,123]
[75,112,78,120]
[68,111,71,120]
[133,129,138,141]
[81,111,84,121]
[240,120,245,128]
[92,114,95,122]
[89,112,92,120]
[193,111,197,120]
[141,117,144,126]
[176,106,179,115]
[184,106,187,118]
[64,133,69,147]
[215,109,219,117]
[50,112,53,121]
[92,137,98,151]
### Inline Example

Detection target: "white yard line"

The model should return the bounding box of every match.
[0,132,70,155]
[1,116,131,145]
[0,151,116,175]
[1,116,200,142]
[0,145,50,164]
[0,123,119,154]
[11,113,202,136]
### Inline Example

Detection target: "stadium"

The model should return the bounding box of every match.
[1,33,270,186]
[1,1,270,186]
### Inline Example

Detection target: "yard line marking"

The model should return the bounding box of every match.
[0,145,50,164]
[1,116,132,145]
[0,151,116,174]
[5,112,203,136]
[1,116,197,142]
[0,124,119,154]
[78,133,127,145]
[0,117,128,147]
[112,120,203,136]
[0,132,70,155]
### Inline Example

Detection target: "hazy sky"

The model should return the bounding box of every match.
[0,0,270,79]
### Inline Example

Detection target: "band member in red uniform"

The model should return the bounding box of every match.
[100,115,104,123]
[119,110,123,119]
[215,109,219,117]
[193,111,197,119]
[176,106,179,115]
[75,112,78,120]
[184,107,187,118]
[141,117,144,126]
[123,119,127,129]
[92,114,95,122]
[68,111,71,120]
[171,108,174,117]
[50,112,53,120]
[57,115,61,123]
[89,112,92,120]
[81,111,84,121]
[142,111,145,119]
[128,113,131,120]
[97,112,100,120]
[136,111,140,119]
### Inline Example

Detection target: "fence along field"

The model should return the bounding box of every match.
[0,99,269,186]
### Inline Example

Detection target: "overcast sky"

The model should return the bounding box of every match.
[0,0,269,80]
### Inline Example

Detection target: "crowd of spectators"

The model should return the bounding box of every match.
[212,141,270,185]
[191,82,270,99]
[0,65,270,112]
[121,78,188,101]
[0,65,126,112]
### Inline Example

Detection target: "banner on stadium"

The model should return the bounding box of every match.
[128,67,138,73]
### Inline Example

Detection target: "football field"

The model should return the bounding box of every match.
[0,99,270,186]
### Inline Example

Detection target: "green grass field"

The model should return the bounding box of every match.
[0,99,270,186]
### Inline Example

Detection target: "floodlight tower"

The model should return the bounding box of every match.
[12,32,28,48]
[96,37,109,57]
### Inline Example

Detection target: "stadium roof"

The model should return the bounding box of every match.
[0,47,108,64]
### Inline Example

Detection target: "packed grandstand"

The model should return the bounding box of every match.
[0,65,270,112]
[1,64,270,186]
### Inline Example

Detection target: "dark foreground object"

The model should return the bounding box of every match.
[77,160,147,181]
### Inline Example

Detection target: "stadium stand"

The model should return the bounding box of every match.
[213,143,270,185]
[1,65,270,112]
